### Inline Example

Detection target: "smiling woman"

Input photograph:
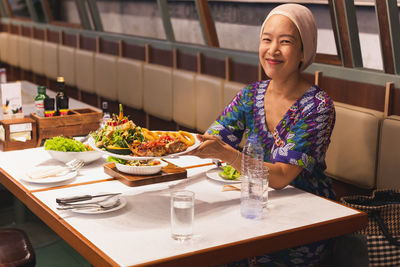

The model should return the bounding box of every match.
[188,3,336,267]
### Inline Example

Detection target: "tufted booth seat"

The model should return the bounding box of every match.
[377,115,400,189]
[58,45,76,87]
[194,74,224,133]
[172,69,197,129]
[75,49,95,94]
[30,39,44,76]
[7,34,19,67]
[0,32,8,63]
[17,36,31,71]
[222,80,245,108]
[325,102,383,189]
[116,57,144,110]
[94,53,118,101]
[143,63,173,121]
[43,42,59,80]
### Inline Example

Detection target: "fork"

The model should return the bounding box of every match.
[65,159,84,171]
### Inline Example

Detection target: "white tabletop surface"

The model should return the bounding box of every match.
[31,167,359,267]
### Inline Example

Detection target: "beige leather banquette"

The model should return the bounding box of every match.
[377,115,400,189]
[325,102,384,189]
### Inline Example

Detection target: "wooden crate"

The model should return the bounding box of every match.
[30,108,102,146]
[0,117,37,151]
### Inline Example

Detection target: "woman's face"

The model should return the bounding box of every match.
[259,15,304,80]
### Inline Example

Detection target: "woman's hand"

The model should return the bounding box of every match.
[186,134,239,164]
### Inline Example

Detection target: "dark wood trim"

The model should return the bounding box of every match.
[230,61,258,84]
[176,51,197,72]
[21,26,32,37]
[392,87,400,116]
[33,28,45,40]
[99,38,119,56]
[196,0,219,47]
[47,30,60,44]
[320,75,385,111]
[79,35,97,52]
[148,47,173,67]
[331,178,374,201]
[122,42,146,61]
[333,0,353,67]
[202,55,225,78]
[10,24,19,34]
[315,54,342,66]
[375,0,394,74]
[62,32,77,48]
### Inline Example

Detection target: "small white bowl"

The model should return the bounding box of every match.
[114,161,168,175]
[47,150,103,164]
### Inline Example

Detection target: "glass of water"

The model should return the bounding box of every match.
[170,190,195,240]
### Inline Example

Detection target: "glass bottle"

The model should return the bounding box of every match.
[101,101,111,127]
[34,85,49,117]
[55,76,69,116]
[240,134,265,219]
[44,98,55,117]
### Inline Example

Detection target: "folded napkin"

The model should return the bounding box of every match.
[27,166,69,179]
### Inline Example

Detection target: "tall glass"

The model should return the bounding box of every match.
[170,190,195,240]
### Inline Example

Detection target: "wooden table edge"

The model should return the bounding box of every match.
[0,168,119,267]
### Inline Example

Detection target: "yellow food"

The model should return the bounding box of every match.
[178,130,195,146]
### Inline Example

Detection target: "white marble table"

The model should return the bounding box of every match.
[0,152,367,267]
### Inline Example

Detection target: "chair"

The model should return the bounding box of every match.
[0,228,36,267]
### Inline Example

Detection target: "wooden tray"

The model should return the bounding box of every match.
[104,163,187,187]
[31,108,102,146]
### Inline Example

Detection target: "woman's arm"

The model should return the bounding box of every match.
[187,134,302,190]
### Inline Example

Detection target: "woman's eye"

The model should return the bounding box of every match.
[281,40,291,44]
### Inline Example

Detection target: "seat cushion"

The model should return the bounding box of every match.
[117,57,143,109]
[58,45,76,86]
[43,42,59,80]
[195,74,223,133]
[0,32,9,63]
[325,102,383,189]
[377,116,400,189]
[223,81,245,108]
[172,69,196,129]
[18,36,31,70]
[143,63,173,121]
[75,49,95,93]
[30,39,44,75]
[0,228,35,267]
[94,53,118,100]
[7,34,19,67]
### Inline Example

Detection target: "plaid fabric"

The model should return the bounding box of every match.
[341,189,400,267]
[367,235,400,266]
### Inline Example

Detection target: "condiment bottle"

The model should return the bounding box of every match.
[101,101,111,127]
[34,85,49,117]
[44,98,55,117]
[55,76,69,116]
[0,68,7,83]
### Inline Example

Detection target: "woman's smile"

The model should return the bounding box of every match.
[266,58,283,65]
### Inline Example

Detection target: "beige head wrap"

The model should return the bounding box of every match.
[260,4,317,71]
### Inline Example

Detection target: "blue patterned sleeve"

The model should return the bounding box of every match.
[206,86,251,148]
[271,91,335,173]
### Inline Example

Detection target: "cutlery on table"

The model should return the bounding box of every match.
[56,199,121,210]
[56,193,121,204]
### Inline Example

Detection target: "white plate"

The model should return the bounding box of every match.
[69,196,127,215]
[22,170,78,184]
[88,132,201,160]
[206,168,241,184]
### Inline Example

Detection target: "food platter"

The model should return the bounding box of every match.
[88,132,201,160]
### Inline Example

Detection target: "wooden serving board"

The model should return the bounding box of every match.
[103,163,187,187]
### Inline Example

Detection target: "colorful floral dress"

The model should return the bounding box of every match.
[208,80,336,267]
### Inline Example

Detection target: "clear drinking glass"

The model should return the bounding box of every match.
[170,190,195,240]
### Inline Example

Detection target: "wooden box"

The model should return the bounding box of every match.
[30,108,102,146]
[0,117,37,151]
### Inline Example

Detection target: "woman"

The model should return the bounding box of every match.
[188,3,336,266]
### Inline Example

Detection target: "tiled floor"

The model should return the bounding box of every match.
[0,191,90,267]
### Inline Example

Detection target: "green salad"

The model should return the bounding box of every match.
[44,136,90,152]
[219,165,241,180]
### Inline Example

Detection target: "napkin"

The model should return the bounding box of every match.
[27,166,69,179]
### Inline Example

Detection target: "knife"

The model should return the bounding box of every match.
[56,193,121,204]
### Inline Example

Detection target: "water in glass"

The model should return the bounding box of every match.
[171,190,194,240]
